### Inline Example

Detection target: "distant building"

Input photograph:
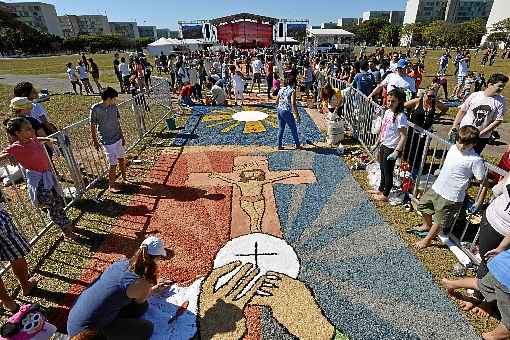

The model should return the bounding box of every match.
[5,2,63,37]
[58,15,110,38]
[481,0,510,46]
[337,17,362,27]
[138,25,157,40]
[0,1,16,14]
[403,0,493,24]
[362,10,405,25]
[157,28,170,38]
[109,22,139,39]
[321,22,339,29]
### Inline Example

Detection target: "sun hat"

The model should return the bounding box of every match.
[397,59,409,69]
[9,97,32,111]
[141,236,167,256]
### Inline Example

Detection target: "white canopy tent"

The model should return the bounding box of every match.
[147,38,182,56]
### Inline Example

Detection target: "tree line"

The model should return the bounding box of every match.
[344,17,509,48]
[0,7,154,54]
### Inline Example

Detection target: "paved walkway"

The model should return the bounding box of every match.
[0,74,72,92]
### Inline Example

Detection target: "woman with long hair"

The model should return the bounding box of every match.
[68,236,172,340]
[320,83,343,116]
[404,87,448,175]
[276,70,301,150]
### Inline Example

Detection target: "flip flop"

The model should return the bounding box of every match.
[406,225,430,238]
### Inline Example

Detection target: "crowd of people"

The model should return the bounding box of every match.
[0,43,509,339]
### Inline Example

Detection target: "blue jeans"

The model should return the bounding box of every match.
[277,108,300,148]
[181,96,194,106]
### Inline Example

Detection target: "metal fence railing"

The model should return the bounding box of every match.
[328,76,508,266]
[0,76,173,276]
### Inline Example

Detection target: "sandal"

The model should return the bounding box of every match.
[406,225,430,238]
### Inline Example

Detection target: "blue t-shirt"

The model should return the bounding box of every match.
[489,250,510,291]
[353,71,375,96]
[67,259,140,336]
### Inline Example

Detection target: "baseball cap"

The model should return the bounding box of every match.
[141,236,167,256]
[397,59,409,69]
[10,97,32,111]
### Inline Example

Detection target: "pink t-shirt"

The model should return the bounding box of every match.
[5,138,50,172]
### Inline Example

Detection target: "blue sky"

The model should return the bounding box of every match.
[4,0,407,29]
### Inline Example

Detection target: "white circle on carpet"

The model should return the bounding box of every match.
[213,233,300,297]
[232,111,268,122]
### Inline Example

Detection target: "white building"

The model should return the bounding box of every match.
[403,0,493,24]
[481,0,510,46]
[337,18,362,27]
[362,11,405,25]
[6,2,63,37]
[58,15,110,38]
[109,22,139,39]
[138,25,157,40]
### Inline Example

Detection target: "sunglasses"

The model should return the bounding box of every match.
[427,94,436,99]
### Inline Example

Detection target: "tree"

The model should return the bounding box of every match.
[488,18,510,47]
[423,21,449,47]
[352,18,391,45]
[459,18,487,47]
[135,37,152,49]
[380,24,401,47]
[400,23,425,47]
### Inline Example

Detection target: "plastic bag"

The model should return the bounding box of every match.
[367,162,381,190]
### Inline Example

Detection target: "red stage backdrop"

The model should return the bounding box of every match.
[216,22,273,48]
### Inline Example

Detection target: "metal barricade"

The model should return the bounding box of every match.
[327,75,508,266]
[0,77,173,277]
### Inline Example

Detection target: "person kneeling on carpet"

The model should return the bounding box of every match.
[442,250,510,340]
[180,82,195,107]
[67,236,173,340]
[205,78,227,106]
[412,125,486,250]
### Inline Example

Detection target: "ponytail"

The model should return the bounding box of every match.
[129,246,157,283]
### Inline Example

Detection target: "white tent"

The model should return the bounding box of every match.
[147,38,182,56]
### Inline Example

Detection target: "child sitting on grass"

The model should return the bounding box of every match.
[0,117,76,240]
[412,125,486,250]
[442,250,510,340]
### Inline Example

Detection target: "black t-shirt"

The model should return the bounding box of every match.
[113,59,120,74]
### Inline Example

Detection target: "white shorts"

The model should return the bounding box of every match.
[102,139,126,165]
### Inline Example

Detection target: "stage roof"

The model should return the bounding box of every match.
[210,13,278,25]
[308,28,354,37]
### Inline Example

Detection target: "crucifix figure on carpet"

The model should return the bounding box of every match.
[187,155,316,237]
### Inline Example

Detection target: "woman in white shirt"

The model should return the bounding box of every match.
[370,89,408,202]
[478,173,510,280]
[66,62,82,95]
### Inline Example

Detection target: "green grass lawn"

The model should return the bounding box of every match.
[0,53,132,85]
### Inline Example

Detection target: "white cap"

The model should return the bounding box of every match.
[140,236,167,256]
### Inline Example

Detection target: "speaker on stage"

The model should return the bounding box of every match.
[278,22,284,38]
[204,23,211,39]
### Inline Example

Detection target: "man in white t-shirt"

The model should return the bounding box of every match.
[414,125,486,250]
[368,59,416,100]
[450,73,508,154]
[250,56,264,94]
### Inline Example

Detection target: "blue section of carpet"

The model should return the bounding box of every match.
[173,105,322,147]
[265,151,478,340]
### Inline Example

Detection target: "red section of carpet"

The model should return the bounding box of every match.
[53,151,262,338]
